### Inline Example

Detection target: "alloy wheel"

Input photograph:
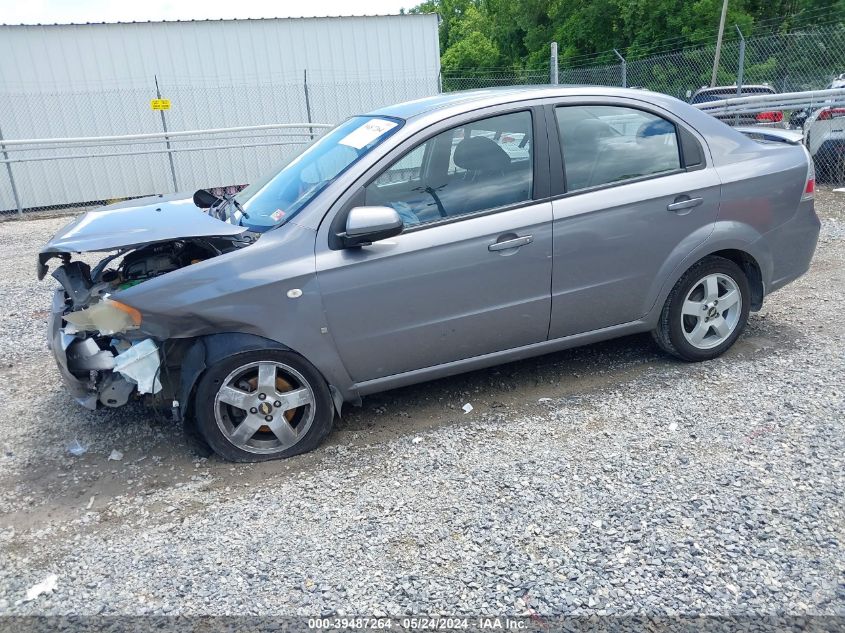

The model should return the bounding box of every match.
[680,273,743,350]
[213,361,315,454]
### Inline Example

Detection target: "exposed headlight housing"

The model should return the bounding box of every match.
[63,297,142,335]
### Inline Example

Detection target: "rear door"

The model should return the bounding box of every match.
[546,98,721,339]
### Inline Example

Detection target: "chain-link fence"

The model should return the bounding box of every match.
[3,19,844,218]
[443,23,845,97]
[0,68,438,217]
[443,21,845,185]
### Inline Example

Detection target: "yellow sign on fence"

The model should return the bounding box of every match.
[150,99,171,111]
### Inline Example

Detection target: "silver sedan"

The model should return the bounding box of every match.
[39,86,820,461]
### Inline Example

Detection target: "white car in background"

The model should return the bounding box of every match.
[805,74,845,181]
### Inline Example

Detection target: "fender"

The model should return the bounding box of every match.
[643,220,772,326]
[176,332,347,424]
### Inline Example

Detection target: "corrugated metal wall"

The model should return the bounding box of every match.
[0,15,441,210]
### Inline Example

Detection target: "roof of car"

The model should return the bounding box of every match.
[369,85,681,120]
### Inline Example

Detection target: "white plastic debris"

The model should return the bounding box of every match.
[462,403,474,414]
[592,519,603,528]
[669,422,679,432]
[67,439,88,457]
[23,574,58,602]
[86,495,96,510]
[113,339,162,395]
[108,449,124,462]
[538,397,553,403]
[412,436,423,444]
[834,188,845,194]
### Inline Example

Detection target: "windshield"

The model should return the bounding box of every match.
[235,116,403,229]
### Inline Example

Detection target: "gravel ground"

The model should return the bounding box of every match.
[0,189,843,617]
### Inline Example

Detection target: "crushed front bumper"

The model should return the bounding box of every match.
[48,289,99,409]
[47,288,163,410]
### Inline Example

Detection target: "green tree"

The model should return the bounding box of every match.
[409,0,845,73]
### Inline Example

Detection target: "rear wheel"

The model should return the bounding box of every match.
[653,256,751,362]
[194,350,334,462]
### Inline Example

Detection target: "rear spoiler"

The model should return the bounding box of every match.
[733,126,804,146]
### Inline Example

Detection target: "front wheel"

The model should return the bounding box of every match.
[653,256,751,362]
[194,350,334,462]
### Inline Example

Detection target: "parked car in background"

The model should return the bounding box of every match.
[789,75,845,129]
[40,87,819,462]
[787,76,845,180]
[804,105,845,182]
[691,84,785,127]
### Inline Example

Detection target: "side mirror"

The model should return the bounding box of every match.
[193,189,222,209]
[342,206,403,248]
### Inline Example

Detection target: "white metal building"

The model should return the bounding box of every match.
[0,14,441,210]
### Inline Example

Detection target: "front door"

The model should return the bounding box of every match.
[315,109,554,382]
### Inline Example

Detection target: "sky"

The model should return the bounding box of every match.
[0,0,413,24]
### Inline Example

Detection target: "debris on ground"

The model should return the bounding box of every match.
[107,449,124,462]
[462,403,473,414]
[21,574,58,603]
[66,440,87,457]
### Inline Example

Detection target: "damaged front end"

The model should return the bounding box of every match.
[39,195,254,411]
[47,286,156,409]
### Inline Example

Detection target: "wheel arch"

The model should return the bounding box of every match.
[176,332,344,428]
[647,223,772,324]
[705,248,764,310]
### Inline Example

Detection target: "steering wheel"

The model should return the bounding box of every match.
[414,185,448,218]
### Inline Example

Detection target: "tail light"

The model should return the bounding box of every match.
[818,108,845,120]
[802,147,815,202]
[756,111,784,123]
[804,178,815,199]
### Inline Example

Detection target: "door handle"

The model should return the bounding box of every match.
[667,196,704,213]
[488,235,533,251]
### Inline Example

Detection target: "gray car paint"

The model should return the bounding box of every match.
[38,193,246,274]
[42,86,820,412]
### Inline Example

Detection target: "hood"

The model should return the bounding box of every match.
[38,194,248,278]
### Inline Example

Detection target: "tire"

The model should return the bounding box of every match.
[653,256,751,362]
[194,349,334,462]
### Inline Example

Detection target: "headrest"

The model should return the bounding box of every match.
[637,119,674,140]
[565,118,614,145]
[453,136,511,173]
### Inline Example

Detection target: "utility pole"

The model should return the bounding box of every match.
[711,0,729,87]
[550,42,559,85]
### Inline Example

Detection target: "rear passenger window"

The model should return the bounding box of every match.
[555,105,681,191]
[365,111,533,227]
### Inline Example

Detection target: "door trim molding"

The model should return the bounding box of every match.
[352,317,651,396]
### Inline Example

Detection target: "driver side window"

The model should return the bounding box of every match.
[364,111,534,227]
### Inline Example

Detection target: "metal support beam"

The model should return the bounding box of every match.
[614,49,627,88]
[550,42,559,85]
[734,25,746,125]
[155,75,179,192]
[304,69,314,141]
[0,124,23,217]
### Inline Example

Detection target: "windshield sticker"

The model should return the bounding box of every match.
[338,119,398,150]
[270,209,285,222]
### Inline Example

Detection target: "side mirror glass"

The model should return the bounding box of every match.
[343,206,403,248]
[193,189,222,209]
